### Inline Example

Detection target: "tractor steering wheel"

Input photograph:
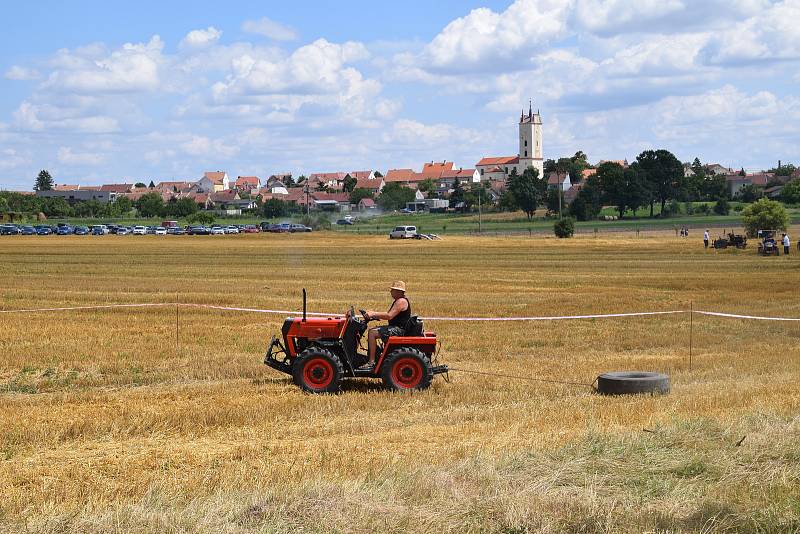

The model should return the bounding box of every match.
[360,309,371,322]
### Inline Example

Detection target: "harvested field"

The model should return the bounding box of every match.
[1,231,799,533]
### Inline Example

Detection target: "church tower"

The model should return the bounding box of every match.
[518,101,544,178]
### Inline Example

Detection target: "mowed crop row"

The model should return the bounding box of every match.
[1,232,799,533]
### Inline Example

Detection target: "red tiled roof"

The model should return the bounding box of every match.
[313,192,350,203]
[53,184,80,191]
[235,176,260,188]
[384,169,418,182]
[156,181,193,192]
[100,183,133,193]
[210,190,239,202]
[476,156,518,166]
[548,172,569,185]
[358,198,375,207]
[582,169,597,179]
[349,171,374,180]
[421,161,454,178]
[440,168,477,180]
[355,177,382,190]
[309,172,347,182]
[204,171,227,185]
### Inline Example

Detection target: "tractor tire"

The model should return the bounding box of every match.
[292,347,343,394]
[381,348,433,391]
[596,371,669,396]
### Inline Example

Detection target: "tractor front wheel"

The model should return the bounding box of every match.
[381,348,433,391]
[293,347,343,394]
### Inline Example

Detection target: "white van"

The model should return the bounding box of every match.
[389,226,417,239]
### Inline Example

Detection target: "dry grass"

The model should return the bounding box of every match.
[1,230,799,533]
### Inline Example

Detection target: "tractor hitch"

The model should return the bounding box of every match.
[264,335,292,374]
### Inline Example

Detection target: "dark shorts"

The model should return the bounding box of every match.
[376,325,404,341]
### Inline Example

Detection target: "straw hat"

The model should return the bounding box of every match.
[389,280,406,292]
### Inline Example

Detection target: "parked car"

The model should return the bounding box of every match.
[269,223,290,233]
[35,225,53,235]
[90,225,109,235]
[132,226,147,235]
[56,226,73,235]
[244,225,260,233]
[73,226,90,235]
[167,226,185,235]
[187,225,209,235]
[336,219,354,225]
[289,224,312,233]
[389,225,417,239]
[154,226,168,235]
[210,226,225,235]
[116,226,130,235]
[20,225,36,235]
[224,225,240,234]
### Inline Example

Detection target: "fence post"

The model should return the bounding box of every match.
[689,300,693,371]
[175,291,179,357]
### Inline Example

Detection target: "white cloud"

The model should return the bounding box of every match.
[13,101,120,133]
[242,17,297,41]
[0,148,30,170]
[43,36,165,93]
[180,27,222,49]
[57,147,105,166]
[409,0,572,74]
[5,65,41,80]
[180,135,239,159]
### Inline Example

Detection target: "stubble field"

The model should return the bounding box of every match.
[1,230,799,533]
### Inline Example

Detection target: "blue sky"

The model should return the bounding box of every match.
[1,0,798,189]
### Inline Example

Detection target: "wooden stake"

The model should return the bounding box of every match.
[175,291,179,356]
[689,300,694,371]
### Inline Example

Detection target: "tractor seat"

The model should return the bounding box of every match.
[404,315,424,337]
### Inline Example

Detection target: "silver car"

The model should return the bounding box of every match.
[389,225,417,239]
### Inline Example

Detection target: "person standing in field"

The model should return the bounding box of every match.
[704,229,709,249]
[783,233,790,255]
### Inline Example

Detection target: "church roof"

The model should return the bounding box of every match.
[477,156,519,166]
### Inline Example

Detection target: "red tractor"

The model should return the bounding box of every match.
[264,292,447,393]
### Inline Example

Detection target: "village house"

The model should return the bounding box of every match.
[233,176,260,192]
[548,172,572,192]
[197,171,229,192]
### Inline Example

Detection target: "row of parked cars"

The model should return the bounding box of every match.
[0,221,314,236]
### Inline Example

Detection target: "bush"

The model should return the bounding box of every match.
[553,217,575,238]
[741,198,789,237]
[695,203,710,215]
[186,212,215,225]
[713,197,730,215]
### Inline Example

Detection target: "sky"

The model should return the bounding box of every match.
[1,0,798,189]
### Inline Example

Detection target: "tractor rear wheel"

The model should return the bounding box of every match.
[293,347,343,394]
[381,348,433,391]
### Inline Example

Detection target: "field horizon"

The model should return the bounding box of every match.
[1,230,799,532]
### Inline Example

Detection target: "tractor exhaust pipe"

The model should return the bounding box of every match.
[302,288,307,322]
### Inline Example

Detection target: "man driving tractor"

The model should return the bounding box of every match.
[359,280,411,370]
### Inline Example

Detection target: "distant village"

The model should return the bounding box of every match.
[19,105,800,216]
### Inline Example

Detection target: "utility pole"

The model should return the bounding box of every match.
[478,185,482,234]
[558,172,563,220]
[304,183,310,216]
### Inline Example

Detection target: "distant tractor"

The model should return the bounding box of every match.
[757,230,780,256]
[263,291,448,393]
[712,231,747,250]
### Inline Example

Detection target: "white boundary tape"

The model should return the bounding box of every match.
[695,310,800,322]
[1,302,799,322]
[0,302,174,314]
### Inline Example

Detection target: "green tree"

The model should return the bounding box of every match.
[262,198,288,218]
[702,174,728,200]
[417,178,435,194]
[135,182,147,188]
[636,149,683,217]
[767,163,796,177]
[148,180,155,189]
[713,197,730,215]
[741,198,789,237]
[40,197,72,217]
[349,188,374,205]
[568,177,602,221]
[187,212,215,225]
[374,171,383,178]
[507,166,546,220]
[497,190,517,212]
[0,196,9,213]
[284,175,295,187]
[34,170,54,191]
[545,187,565,216]
[135,192,165,218]
[781,179,800,204]
[690,157,705,179]
[596,162,643,218]
[342,174,357,193]
[377,182,415,211]
[167,197,199,217]
[449,178,465,208]
[553,217,575,238]
[113,196,133,215]
[74,200,104,218]
[737,184,762,203]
